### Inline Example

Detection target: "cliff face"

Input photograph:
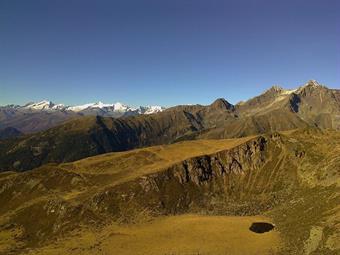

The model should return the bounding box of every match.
[90,134,297,220]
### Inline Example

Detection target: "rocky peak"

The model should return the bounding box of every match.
[296,80,329,98]
[269,85,284,92]
[305,80,321,87]
[265,85,285,95]
[298,80,327,92]
[210,98,234,111]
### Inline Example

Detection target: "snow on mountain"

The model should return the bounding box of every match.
[24,100,57,110]
[11,100,165,116]
[23,100,67,111]
[140,105,165,114]
[67,101,134,113]
[67,103,96,112]
[67,102,116,112]
[52,104,67,110]
[113,102,132,112]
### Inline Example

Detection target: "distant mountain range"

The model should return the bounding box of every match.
[17,100,164,115]
[0,100,165,133]
[1,80,339,171]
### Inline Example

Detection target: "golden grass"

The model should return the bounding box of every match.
[27,214,280,255]
[0,226,24,253]
[61,136,255,186]
[2,130,339,254]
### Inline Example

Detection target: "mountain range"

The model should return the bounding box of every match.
[0,100,164,133]
[1,79,340,255]
[0,80,339,171]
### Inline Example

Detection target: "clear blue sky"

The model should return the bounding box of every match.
[0,0,339,107]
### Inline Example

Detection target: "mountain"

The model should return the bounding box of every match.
[0,100,165,133]
[0,127,22,140]
[0,129,339,254]
[21,100,165,115]
[0,80,339,171]
[23,100,66,111]
[1,80,340,254]
[0,106,81,134]
[232,80,340,132]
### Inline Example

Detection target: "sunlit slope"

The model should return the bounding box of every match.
[0,128,339,254]
[2,82,340,172]
[61,136,255,181]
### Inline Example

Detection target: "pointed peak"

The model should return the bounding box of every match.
[306,80,320,87]
[210,98,234,110]
[113,102,129,111]
[114,102,124,107]
[298,80,328,92]
[24,100,55,110]
[139,105,165,114]
[265,85,285,94]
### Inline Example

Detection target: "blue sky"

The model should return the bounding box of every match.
[0,0,339,107]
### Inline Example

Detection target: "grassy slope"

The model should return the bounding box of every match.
[267,129,340,255]
[61,136,255,183]
[26,215,280,255]
[0,129,339,255]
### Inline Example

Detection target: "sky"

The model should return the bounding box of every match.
[0,0,339,107]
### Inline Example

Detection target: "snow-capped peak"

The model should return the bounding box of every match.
[139,105,165,114]
[92,101,114,108]
[68,101,133,112]
[24,100,60,110]
[113,102,131,111]
[67,103,96,112]
[8,100,165,116]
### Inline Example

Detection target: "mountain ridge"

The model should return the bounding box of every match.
[1,80,339,171]
[0,80,340,134]
[0,100,165,133]
[6,100,165,114]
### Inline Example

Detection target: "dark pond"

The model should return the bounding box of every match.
[249,222,275,233]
